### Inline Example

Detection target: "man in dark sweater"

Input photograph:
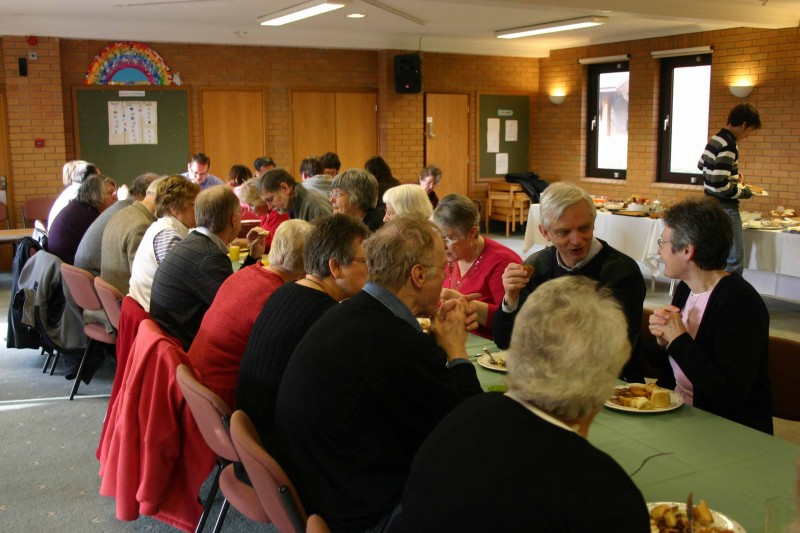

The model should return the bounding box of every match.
[149,185,265,350]
[272,216,482,533]
[389,277,650,532]
[493,181,646,381]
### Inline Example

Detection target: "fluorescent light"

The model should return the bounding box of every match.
[578,54,629,65]
[496,16,608,39]
[346,13,366,18]
[651,46,712,59]
[260,1,348,26]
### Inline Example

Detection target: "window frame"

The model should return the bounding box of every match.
[585,61,630,180]
[657,53,712,185]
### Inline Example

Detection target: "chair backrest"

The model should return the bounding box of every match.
[60,263,102,312]
[176,364,238,461]
[94,277,123,330]
[22,197,55,228]
[768,336,800,421]
[230,410,308,533]
[0,202,9,229]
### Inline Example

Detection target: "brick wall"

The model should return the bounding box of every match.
[0,26,798,223]
[2,36,67,224]
[535,27,800,213]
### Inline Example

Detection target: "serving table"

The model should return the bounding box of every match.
[466,334,800,532]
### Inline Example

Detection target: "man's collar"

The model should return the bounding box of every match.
[363,281,422,332]
[192,226,228,254]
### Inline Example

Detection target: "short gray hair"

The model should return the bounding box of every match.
[431,193,479,234]
[238,177,264,207]
[268,219,314,276]
[506,276,630,421]
[383,184,433,219]
[539,181,596,231]
[195,185,240,233]
[363,216,440,292]
[304,214,370,279]
[132,172,161,199]
[76,175,114,209]
[332,168,378,212]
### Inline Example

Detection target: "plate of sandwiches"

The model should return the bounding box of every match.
[648,501,745,533]
[744,183,768,196]
[605,383,683,413]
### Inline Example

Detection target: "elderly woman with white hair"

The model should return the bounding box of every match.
[188,219,314,409]
[330,167,385,231]
[388,276,650,532]
[382,183,433,222]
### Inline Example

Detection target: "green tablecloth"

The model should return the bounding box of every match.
[466,334,799,532]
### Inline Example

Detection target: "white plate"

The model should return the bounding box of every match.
[648,502,745,532]
[605,384,684,413]
[744,185,768,196]
[477,352,508,373]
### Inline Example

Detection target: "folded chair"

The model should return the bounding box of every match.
[60,264,116,400]
[230,410,308,533]
[176,365,267,533]
[768,336,800,422]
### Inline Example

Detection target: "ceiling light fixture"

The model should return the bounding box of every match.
[496,16,608,39]
[259,0,349,26]
[346,13,366,18]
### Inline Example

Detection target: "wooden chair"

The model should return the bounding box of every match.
[175,365,268,533]
[230,410,308,533]
[59,264,117,400]
[767,336,800,421]
[485,182,530,237]
[21,197,55,228]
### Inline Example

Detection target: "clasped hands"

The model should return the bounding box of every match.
[648,305,687,347]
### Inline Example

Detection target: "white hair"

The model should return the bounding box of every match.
[383,184,433,219]
[268,219,314,275]
[539,181,596,231]
[506,276,631,420]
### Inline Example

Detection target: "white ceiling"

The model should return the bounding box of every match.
[1,0,799,58]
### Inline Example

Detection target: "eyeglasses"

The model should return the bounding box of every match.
[657,238,671,247]
[329,190,348,199]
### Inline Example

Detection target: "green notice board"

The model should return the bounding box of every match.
[74,86,190,185]
[479,94,530,178]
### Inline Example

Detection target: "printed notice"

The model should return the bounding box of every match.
[108,102,125,145]
[487,118,500,153]
[496,153,509,175]
[108,100,159,145]
[505,120,518,142]
[142,101,158,144]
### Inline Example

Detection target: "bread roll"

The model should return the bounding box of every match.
[650,388,671,408]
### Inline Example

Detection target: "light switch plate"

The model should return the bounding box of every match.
[28,51,38,60]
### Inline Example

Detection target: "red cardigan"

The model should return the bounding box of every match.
[98,319,216,532]
[187,264,285,409]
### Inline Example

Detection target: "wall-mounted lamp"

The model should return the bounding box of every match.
[729,84,754,98]
[548,93,566,105]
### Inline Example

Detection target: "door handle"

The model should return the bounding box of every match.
[663,114,670,131]
[591,117,596,131]
[427,120,437,139]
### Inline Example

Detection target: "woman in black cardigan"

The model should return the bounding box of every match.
[648,197,773,434]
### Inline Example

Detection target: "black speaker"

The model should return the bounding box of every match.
[394,54,421,94]
[18,58,27,77]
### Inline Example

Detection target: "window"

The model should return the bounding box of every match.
[657,54,712,184]
[586,61,629,179]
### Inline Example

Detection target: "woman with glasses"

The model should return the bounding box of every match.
[648,197,772,434]
[432,193,520,339]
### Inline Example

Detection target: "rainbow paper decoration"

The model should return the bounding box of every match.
[85,42,173,85]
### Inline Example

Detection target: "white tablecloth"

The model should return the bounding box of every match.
[523,205,663,276]
[524,205,800,300]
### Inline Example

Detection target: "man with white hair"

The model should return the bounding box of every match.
[493,181,646,381]
[389,276,650,532]
[272,216,481,533]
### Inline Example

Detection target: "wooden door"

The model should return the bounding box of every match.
[292,91,336,177]
[201,90,265,181]
[335,92,377,170]
[425,93,469,198]
[0,91,12,268]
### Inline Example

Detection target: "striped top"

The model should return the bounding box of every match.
[697,127,752,204]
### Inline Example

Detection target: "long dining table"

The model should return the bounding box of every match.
[466,334,800,532]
